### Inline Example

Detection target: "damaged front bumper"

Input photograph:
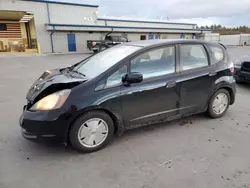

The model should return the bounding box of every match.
[19,105,73,145]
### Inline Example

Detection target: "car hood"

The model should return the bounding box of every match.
[26,69,87,102]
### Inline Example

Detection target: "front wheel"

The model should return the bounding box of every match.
[69,111,114,153]
[207,89,230,118]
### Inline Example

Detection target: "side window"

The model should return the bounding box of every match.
[105,66,127,88]
[131,46,175,79]
[210,45,224,64]
[180,44,209,71]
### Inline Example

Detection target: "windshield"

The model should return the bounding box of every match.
[73,45,141,79]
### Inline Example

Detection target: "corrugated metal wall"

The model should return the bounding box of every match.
[198,33,250,46]
[220,35,240,46]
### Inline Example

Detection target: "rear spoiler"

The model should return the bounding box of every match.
[219,43,227,50]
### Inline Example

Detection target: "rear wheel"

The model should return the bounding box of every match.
[207,89,230,118]
[93,50,98,53]
[69,111,114,153]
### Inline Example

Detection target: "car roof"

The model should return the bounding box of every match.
[123,39,220,48]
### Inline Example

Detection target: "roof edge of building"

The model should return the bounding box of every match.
[97,18,197,26]
[26,0,99,7]
[46,23,212,31]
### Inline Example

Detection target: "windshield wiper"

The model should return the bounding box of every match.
[70,70,87,78]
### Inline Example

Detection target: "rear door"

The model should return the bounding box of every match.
[179,43,216,116]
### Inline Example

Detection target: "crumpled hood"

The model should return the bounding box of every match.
[26,69,87,102]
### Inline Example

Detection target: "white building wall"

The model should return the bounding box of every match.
[127,33,142,41]
[29,19,37,39]
[197,33,220,43]
[220,35,241,46]
[204,33,220,43]
[166,34,182,39]
[53,32,68,53]
[0,0,51,53]
[126,33,193,41]
[102,20,195,29]
[53,32,103,53]
[76,32,101,52]
[49,4,99,25]
[239,34,250,46]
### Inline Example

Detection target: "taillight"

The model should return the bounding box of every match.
[229,61,234,74]
[92,42,97,46]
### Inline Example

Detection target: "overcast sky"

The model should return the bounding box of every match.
[51,0,250,26]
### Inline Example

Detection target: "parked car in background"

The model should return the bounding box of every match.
[87,34,129,53]
[234,55,250,83]
[20,39,236,153]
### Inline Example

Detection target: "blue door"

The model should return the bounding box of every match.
[67,33,76,52]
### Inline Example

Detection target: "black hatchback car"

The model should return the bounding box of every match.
[20,39,236,153]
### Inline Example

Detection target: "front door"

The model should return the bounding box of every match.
[67,33,76,52]
[120,45,181,127]
[179,44,215,115]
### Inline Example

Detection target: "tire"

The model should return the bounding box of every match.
[93,50,98,53]
[207,89,230,119]
[69,111,114,153]
[99,45,107,52]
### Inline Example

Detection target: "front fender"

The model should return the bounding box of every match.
[66,105,125,139]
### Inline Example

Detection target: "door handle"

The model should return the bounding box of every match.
[166,80,177,88]
[209,72,217,76]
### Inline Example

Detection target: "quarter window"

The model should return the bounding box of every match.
[180,44,209,71]
[210,45,224,63]
[131,46,175,79]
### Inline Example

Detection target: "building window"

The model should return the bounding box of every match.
[148,33,154,40]
[161,34,167,39]
[140,35,146,40]
[180,33,185,39]
[0,24,7,31]
[155,34,161,39]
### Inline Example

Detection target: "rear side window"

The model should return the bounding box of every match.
[209,45,224,64]
[180,44,209,71]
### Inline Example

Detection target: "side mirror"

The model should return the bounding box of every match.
[122,72,143,84]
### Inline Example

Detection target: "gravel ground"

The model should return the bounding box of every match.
[1,47,250,188]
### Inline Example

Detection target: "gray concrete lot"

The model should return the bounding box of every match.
[1,47,250,188]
